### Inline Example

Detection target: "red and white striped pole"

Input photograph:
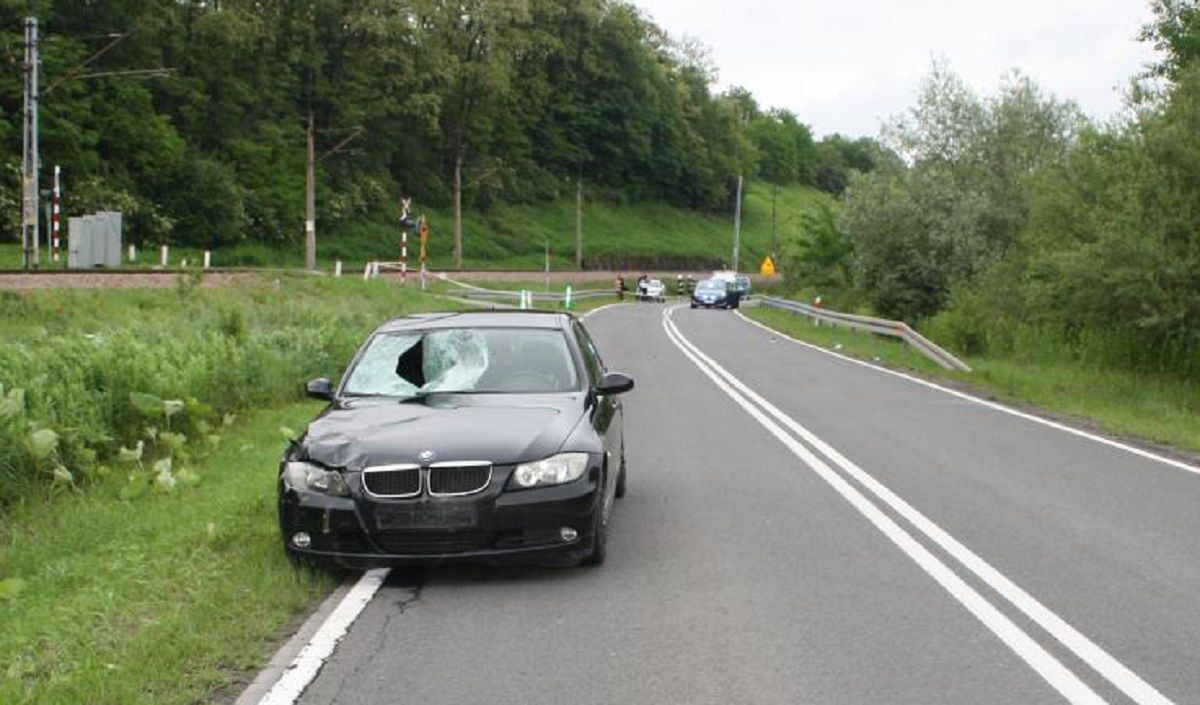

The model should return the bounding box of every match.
[51,165,61,263]
[401,230,408,285]
[400,197,411,286]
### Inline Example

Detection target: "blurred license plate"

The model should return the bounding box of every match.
[376,505,476,529]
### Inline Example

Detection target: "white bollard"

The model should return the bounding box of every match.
[334,260,342,278]
[362,262,372,281]
[128,244,137,262]
[203,251,211,269]
[160,245,169,267]
[564,285,573,310]
[181,258,188,269]
[372,261,380,279]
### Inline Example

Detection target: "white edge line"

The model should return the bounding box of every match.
[735,309,1200,478]
[580,301,628,319]
[257,568,390,705]
[660,309,1104,705]
[673,307,1173,705]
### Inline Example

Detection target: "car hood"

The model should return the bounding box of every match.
[299,394,585,469]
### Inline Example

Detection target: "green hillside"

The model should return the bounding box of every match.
[367,181,830,271]
[2,182,832,273]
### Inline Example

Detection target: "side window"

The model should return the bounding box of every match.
[572,322,604,385]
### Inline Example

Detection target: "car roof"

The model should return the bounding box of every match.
[374,310,574,334]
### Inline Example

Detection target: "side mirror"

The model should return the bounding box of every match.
[594,371,634,396]
[306,377,334,400]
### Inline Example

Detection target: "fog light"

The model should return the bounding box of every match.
[292,532,311,549]
[559,526,578,542]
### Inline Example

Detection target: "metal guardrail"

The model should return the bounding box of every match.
[455,288,611,303]
[428,272,613,308]
[759,296,971,372]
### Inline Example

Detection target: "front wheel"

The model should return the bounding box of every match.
[580,509,608,566]
[615,444,627,498]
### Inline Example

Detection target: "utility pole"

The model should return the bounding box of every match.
[732,174,743,271]
[21,16,40,269]
[771,183,778,258]
[304,113,316,270]
[575,174,583,269]
[453,156,463,269]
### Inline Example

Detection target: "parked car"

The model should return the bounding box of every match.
[690,278,740,309]
[730,275,752,300]
[279,311,634,568]
[636,278,666,302]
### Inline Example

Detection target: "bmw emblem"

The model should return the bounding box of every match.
[418,450,436,464]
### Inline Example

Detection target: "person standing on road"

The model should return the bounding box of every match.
[615,274,627,301]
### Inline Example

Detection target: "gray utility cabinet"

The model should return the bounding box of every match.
[68,211,123,268]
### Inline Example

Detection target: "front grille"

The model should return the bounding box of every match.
[363,465,420,497]
[374,530,491,555]
[429,464,491,496]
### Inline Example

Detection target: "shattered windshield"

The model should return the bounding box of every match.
[341,327,580,397]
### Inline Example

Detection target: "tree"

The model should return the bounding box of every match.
[840,63,1081,319]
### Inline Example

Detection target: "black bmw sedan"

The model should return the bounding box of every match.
[278,311,633,568]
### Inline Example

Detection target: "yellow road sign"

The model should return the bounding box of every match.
[760,255,777,276]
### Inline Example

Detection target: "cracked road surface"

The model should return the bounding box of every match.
[294,303,1200,704]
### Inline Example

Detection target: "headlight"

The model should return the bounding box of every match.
[283,461,350,497]
[511,452,589,488]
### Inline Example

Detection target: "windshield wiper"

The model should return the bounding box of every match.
[398,389,469,404]
[397,389,518,404]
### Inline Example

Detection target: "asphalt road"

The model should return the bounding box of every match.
[293,302,1200,705]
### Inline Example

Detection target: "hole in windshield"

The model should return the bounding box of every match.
[341,327,580,397]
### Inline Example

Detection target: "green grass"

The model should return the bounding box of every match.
[745,306,1200,454]
[1,182,834,273]
[0,276,466,503]
[0,402,339,705]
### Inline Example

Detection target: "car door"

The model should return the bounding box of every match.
[572,320,622,494]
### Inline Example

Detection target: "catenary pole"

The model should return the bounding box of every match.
[732,174,743,272]
[21,17,40,269]
[575,174,583,269]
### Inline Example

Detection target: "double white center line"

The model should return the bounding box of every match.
[661,307,1173,705]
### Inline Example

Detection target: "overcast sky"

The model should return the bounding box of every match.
[632,0,1161,138]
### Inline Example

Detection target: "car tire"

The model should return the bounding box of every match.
[690,302,697,309]
[581,508,608,566]
[615,443,627,498]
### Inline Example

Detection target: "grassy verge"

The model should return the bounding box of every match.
[1,181,834,272]
[0,402,338,704]
[745,306,1200,455]
[0,276,465,503]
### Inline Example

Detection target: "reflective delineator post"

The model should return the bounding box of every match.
[362,262,372,281]
[564,285,573,310]
[334,260,342,278]
[203,250,211,269]
[128,244,136,262]
[160,245,169,267]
